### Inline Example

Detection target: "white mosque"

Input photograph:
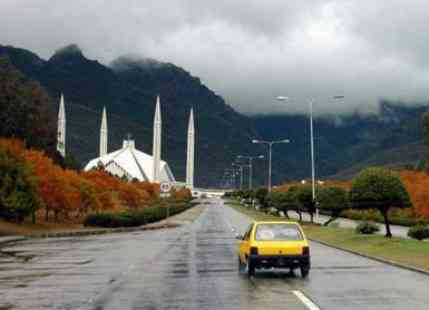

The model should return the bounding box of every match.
[56,94,195,189]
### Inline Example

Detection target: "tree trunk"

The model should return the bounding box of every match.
[310,212,314,224]
[323,216,337,226]
[32,211,36,224]
[382,208,392,238]
[284,210,290,219]
[45,208,49,221]
[298,211,302,222]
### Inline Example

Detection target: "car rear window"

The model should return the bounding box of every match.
[255,223,303,241]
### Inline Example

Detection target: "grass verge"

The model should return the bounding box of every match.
[225,201,429,272]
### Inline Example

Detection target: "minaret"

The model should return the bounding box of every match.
[99,106,108,157]
[152,96,162,183]
[186,108,195,189]
[56,94,66,157]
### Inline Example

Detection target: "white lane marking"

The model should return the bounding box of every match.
[292,290,320,310]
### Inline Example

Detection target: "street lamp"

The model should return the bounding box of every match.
[224,168,238,189]
[236,155,264,190]
[277,95,344,217]
[252,138,290,192]
[232,163,247,190]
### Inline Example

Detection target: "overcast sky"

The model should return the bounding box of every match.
[1,0,429,116]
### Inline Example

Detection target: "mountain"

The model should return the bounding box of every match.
[327,141,426,180]
[252,102,428,184]
[0,44,264,187]
[1,43,428,187]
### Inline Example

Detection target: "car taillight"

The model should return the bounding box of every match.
[302,246,310,256]
[250,247,258,255]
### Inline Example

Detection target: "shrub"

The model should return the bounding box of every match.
[84,199,192,228]
[355,222,380,235]
[407,225,429,241]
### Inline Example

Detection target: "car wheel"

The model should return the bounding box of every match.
[300,265,310,278]
[246,258,255,277]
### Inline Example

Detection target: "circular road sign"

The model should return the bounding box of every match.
[160,182,172,193]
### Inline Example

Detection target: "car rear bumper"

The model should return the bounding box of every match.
[250,254,310,269]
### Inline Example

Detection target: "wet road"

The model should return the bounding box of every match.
[1,198,429,309]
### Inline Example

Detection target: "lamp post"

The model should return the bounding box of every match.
[277,95,344,218]
[232,163,246,190]
[224,168,237,189]
[236,155,264,190]
[252,139,290,192]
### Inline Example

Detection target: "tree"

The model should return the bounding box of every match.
[290,185,316,223]
[0,139,41,223]
[268,191,297,219]
[350,167,411,237]
[318,186,349,226]
[0,57,57,157]
[423,112,429,148]
[255,188,269,209]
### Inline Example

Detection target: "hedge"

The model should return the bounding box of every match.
[84,199,195,228]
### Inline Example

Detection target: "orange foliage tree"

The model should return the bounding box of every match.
[117,182,150,209]
[0,138,175,222]
[400,170,429,218]
[170,187,192,200]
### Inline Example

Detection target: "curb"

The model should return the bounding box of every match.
[0,222,180,243]
[0,204,205,242]
[26,222,180,239]
[309,238,429,276]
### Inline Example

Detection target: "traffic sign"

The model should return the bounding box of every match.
[160,182,172,193]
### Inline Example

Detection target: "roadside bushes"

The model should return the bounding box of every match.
[355,222,380,235]
[407,225,429,241]
[84,199,192,228]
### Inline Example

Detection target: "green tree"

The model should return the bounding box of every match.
[289,185,317,223]
[421,112,429,172]
[0,147,41,223]
[0,57,57,157]
[318,186,349,226]
[255,188,269,209]
[268,191,295,219]
[423,112,429,148]
[350,167,411,238]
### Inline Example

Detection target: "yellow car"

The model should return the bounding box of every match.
[237,221,310,277]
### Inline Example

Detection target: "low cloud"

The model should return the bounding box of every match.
[1,0,429,116]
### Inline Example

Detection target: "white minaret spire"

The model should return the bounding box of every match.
[152,95,162,183]
[186,108,195,189]
[57,93,66,157]
[99,106,108,157]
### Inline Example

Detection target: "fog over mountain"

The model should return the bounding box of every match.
[1,1,429,116]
